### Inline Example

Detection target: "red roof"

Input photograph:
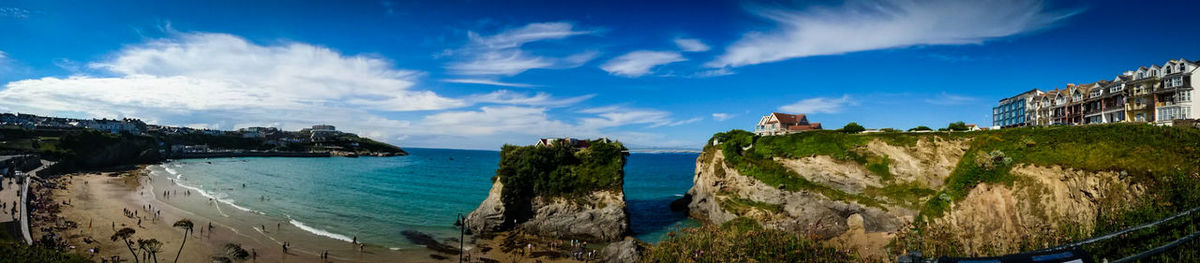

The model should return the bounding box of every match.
[769,112,807,125]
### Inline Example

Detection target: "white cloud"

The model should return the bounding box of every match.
[0,50,6,59]
[600,51,686,77]
[0,7,30,18]
[0,32,460,139]
[778,95,857,114]
[693,68,734,78]
[924,92,978,105]
[578,106,698,128]
[712,113,734,121]
[674,37,710,52]
[447,22,598,76]
[709,0,1076,67]
[467,90,594,107]
[442,78,537,88]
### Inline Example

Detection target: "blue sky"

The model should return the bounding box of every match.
[0,0,1198,150]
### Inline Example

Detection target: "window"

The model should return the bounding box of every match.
[1166,77,1183,88]
[1180,91,1191,102]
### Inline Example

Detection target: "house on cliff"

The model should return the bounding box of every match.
[754,112,822,136]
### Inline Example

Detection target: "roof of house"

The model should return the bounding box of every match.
[770,112,806,124]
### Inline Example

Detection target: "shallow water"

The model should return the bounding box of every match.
[157,148,697,250]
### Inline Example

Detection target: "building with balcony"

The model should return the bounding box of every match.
[994,58,1200,127]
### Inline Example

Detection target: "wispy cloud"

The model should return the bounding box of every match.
[924,92,978,105]
[579,106,698,128]
[447,22,598,76]
[600,51,686,77]
[467,90,593,107]
[712,113,734,121]
[674,37,710,52]
[778,95,857,114]
[409,105,699,149]
[0,7,30,18]
[709,0,1078,68]
[442,78,537,88]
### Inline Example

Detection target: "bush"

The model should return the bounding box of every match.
[908,126,932,132]
[0,242,91,263]
[642,218,857,262]
[841,122,866,133]
[947,121,969,131]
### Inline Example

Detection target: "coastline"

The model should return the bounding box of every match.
[31,166,448,262]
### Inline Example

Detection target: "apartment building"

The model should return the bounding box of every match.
[993,58,1199,127]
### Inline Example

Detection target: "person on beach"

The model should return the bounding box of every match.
[251,249,257,260]
[352,236,357,244]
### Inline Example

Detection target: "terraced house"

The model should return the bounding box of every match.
[993,58,1200,128]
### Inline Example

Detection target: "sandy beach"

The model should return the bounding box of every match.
[31,167,453,263]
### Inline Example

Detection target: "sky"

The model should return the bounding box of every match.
[1,0,1198,150]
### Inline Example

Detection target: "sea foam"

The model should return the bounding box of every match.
[289,217,354,243]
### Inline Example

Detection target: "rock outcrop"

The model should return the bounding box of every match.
[684,148,909,239]
[465,140,632,242]
[600,237,644,263]
[466,180,630,241]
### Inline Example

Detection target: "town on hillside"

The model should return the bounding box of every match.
[0,112,406,157]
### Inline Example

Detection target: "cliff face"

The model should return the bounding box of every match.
[684,129,1158,258]
[465,140,631,242]
[465,179,631,242]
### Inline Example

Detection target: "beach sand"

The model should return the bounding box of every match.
[32,168,455,263]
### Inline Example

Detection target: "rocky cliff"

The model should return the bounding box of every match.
[465,140,631,242]
[681,125,1193,259]
[465,180,630,241]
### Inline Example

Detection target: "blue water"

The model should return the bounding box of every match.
[159,148,697,249]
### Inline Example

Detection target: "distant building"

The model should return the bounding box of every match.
[536,137,608,148]
[754,112,822,136]
[309,124,341,142]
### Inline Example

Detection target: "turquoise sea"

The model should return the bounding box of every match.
[157,148,698,250]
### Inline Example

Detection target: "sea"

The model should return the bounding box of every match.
[150,147,699,250]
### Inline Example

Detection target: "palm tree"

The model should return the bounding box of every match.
[111,227,139,263]
[173,219,194,263]
[139,238,164,263]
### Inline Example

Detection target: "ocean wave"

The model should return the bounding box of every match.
[156,165,261,216]
[289,218,354,243]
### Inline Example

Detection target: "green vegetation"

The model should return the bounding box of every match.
[841,122,866,133]
[0,242,91,263]
[709,130,888,208]
[946,121,969,131]
[494,139,627,223]
[718,194,783,216]
[908,126,932,132]
[921,124,1200,218]
[642,218,857,262]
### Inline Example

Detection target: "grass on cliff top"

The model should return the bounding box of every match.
[642,217,858,263]
[920,123,1200,219]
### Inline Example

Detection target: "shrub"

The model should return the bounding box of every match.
[908,126,932,132]
[947,121,969,131]
[642,218,857,262]
[841,122,866,133]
